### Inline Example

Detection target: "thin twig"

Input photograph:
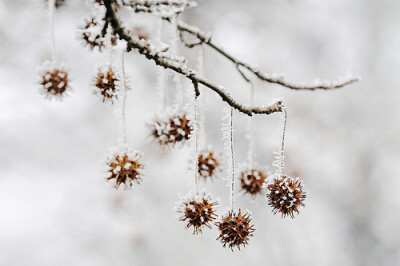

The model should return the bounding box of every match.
[177,21,359,91]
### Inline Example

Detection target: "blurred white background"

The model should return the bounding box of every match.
[0,0,399,265]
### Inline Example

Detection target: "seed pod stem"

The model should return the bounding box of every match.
[279,106,287,178]
[120,50,128,145]
[48,0,56,62]
[229,107,235,211]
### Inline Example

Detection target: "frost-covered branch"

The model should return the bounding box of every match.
[121,0,196,17]
[104,0,282,116]
[177,21,359,90]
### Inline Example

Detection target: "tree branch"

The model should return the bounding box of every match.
[123,0,196,17]
[177,21,359,90]
[104,0,282,116]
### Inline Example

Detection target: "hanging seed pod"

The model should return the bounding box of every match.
[149,107,193,149]
[240,168,267,196]
[149,118,170,147]
[93,65,121,103]
[106,147,144,189]
[216,209,255,251]
[266,176,306,218]
[79,15,118,51]
[167,112,192,144]
[38,61,70,100]
[175,190,218,234]
[198,151,221,180]
[80,16,105,51]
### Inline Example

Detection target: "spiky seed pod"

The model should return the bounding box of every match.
[80,16,118,51]
[38,61,70,99]
[167,113,192,143]
[80,16,104,51]
[240,169,267,196]
[93,65,121,103]
[266,176,306,218]
[150,119,170,147]
[198,151,221,180]
[216,209,255,251]
[175,191,218,234]
[106,148,144,189]
[149,108,193,149]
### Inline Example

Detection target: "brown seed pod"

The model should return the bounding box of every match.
[38,62,70,99]
[266,176,306,218]
[80,16,105,51]
[93,65,120,103]
[149,109,193,149]
[216,209,255,251]
[149,119,170,147]
[240,169,267,196]
[106,149,144,189]
[176,191,218,234]
[80,16,119,51]
[198,151,221,180]
[167,113,192,143]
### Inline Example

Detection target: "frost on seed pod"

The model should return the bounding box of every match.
[79,15,118,51]
[266,176,306,218]
[240,168,267,196]
[198,151,221,180]
[175,190,218,234]
[106,147,144,189]
[149,107,193,149]
[93,65,121,103]
[216,209,255,251]
[38,61,70,100]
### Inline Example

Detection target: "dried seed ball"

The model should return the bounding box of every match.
[176,191,218,234]
[80,16,105,51]
[267,176,306,218]
[150,119,170,147]
[216,209,255,251]
[149,108,193,149]
[80,16,119,51]
[166,113,192,144]
[93,65,120,103]
[38,61,70,100]
[106,148,144,189]
[240,169,267,196]
[198,151,221,180]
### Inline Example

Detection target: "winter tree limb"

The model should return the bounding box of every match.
[177,21,359,90]
[103,0,282,116]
